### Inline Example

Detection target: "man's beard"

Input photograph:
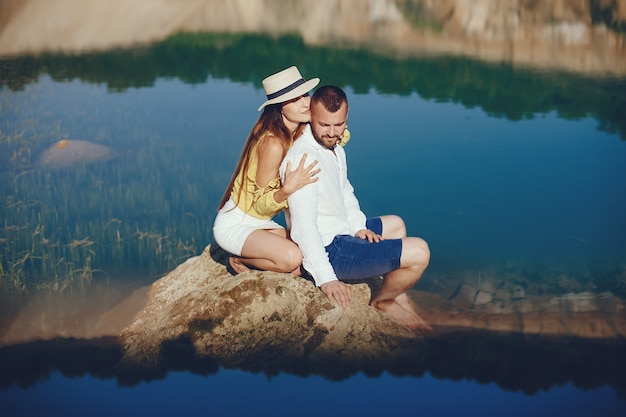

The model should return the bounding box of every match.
[312,129,340,150]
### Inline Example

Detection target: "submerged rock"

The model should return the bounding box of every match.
[117,245,424,375]
[35,139,116,168]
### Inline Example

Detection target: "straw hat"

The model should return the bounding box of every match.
[257,66,320,111]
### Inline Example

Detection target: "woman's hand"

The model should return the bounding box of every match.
[281,153,320,195]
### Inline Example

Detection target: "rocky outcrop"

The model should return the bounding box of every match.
[2,242,625,388]
[415,271,626,338]
[1,0,624,75]
[35,140,117,168]
[3,241,623,363]
[117,245,423,372]
[114,243,626,376]
[415,290,626,338]
[404,0,626,74]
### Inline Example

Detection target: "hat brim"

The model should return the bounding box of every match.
[257,78,320,111]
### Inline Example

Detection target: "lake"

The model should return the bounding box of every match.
[1,2,626,416]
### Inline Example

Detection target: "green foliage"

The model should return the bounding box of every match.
[1,32,624,139]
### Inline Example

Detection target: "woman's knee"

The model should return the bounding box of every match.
[276,245,303,272]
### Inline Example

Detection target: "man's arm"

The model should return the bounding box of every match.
[280,153,338,287]
[337,147,367,235]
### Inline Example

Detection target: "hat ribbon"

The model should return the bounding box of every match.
[266,78,306,100]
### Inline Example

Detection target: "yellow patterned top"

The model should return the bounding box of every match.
[231,132,288,220]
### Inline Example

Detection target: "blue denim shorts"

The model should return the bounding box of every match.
[325,217,402,280]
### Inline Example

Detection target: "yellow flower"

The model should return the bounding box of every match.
[339,128,350,147]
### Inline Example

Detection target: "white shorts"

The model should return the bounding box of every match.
[212,198,284,256]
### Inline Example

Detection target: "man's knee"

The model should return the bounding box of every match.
[401,237,430,268]
[382,214,407,239]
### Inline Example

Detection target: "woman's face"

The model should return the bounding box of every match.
[281,93,312,130]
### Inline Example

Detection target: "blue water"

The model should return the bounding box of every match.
[2,58,626,416]
[8,74,625,271]
[2,370,625,417]
[345,93,626,271]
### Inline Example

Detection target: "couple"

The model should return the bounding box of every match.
[213,66,431,331]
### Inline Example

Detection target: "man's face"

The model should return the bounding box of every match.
[310,101,348,150]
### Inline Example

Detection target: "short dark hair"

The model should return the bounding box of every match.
[311,85,348,112]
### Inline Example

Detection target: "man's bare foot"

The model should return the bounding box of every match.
[394,292,434,333]
[228,256,250,275]
[395,292,415,312]
[371,299,432,332]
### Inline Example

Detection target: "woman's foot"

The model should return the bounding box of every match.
[228,256,251,275]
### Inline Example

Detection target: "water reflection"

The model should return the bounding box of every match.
[2,33,626,140]
[1,330,625,398]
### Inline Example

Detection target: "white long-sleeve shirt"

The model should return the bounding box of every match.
[279,125,366,286]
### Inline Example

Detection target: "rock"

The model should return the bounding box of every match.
[414,288,626,338]
[117,245,424,374]
[473,289,494,306]
[35,139,116,168]
[510,284,525,300]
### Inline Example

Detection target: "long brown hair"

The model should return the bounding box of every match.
[218,103,306,210]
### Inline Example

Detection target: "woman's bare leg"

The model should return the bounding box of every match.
[231,228,302,275]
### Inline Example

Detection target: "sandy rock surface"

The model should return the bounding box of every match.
[117,245,423,372]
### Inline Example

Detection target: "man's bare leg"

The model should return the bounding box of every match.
[394,292,433,332]
[377,215,432,329]
[371,278,431,331]
[370,236,432,331]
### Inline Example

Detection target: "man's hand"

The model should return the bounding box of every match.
[355,229,383,243]
[320,281,351,308]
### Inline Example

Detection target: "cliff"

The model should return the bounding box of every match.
[1,0,625,75]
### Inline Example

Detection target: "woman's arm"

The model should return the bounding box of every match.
[256,135,319,204]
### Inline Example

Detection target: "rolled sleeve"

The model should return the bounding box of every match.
[249,177,287,216]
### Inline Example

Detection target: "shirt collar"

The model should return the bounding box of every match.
[304,124,337,153]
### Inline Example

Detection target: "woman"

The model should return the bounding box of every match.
[213,66,320,275]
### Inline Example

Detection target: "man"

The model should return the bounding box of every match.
[279,85,432,331]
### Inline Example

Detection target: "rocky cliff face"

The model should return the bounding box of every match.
[1,0,624,75]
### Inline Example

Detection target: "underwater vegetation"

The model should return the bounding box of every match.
[0,111,215,295]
